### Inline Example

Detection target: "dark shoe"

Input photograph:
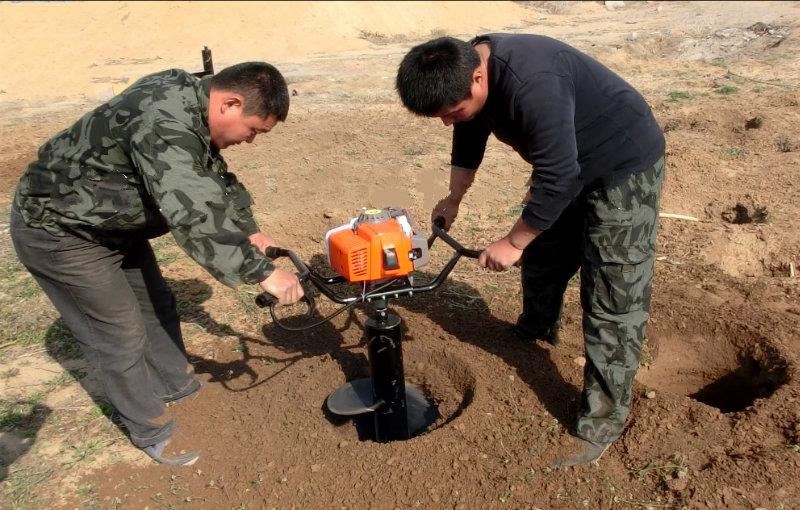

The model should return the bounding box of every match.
[510,323,561,346]
[553,438,611,468]
[110,410,127,430]
[166,380,206,407]
[142,439,200,466]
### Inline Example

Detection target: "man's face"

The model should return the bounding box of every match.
[209,93,278,149]
[434,72,488,126]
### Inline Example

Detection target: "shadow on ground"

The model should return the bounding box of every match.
[37,266,581,448]
[218,244,582,433]
[395,270,582,429]
[0,402,51,482]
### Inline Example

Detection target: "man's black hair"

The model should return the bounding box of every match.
[395,37,480,116]
[211,62,290,121]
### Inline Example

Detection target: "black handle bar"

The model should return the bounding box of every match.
[255,217,482,314]
[253,246,315,317]
[428,216,482,258]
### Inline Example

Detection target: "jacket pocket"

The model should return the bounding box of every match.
[81,175,146,229]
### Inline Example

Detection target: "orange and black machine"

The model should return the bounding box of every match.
[256,207,480,442]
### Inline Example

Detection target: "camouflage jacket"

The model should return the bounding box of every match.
[13,69,274,287]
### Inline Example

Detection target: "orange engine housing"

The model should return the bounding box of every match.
[327,218,415,282]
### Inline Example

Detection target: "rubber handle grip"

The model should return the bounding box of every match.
[255,292,276,308]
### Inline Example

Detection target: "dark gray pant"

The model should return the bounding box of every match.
[518,157,664,443]
[10,206,200,448]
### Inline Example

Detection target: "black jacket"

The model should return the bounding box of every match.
[451,33,665,230]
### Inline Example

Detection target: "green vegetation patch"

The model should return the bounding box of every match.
[0,396,45,432]
[667,91,692,102]
[714,85,739,95]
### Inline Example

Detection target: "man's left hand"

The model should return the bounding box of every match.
[249,232,277,254]
[478,238,523,272]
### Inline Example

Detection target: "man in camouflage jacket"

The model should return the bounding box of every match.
[10,62,303,465]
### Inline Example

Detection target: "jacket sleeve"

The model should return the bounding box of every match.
[516,73,583,230]
[212,158,260,236]
[451,115,491,170]
[130,117,274,287]
[225,179,260,236]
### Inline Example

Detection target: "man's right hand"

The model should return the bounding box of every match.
[431,195,462,232]
[259,268,304,305]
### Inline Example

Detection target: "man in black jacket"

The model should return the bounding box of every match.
[396,34,665,466]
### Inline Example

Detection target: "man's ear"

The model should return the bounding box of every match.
[220,95,244,114]
[468,68,485,98]
[472,66,484,85]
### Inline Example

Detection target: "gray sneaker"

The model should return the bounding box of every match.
[165,380,206,407]
[142,439,200,466]
[554,438,611,467]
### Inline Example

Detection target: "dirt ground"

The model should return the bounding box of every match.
[1,1,800,509]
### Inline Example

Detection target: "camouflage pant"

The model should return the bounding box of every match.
[519,156,664,443]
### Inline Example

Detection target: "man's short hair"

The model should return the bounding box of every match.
[211,62,290,121]
[396,37,480,116]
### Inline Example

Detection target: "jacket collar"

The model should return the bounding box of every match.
[197,75,219,154]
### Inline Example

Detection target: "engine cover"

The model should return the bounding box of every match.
[325,208,429,282]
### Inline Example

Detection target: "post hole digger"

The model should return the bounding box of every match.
[255,207,480,442]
